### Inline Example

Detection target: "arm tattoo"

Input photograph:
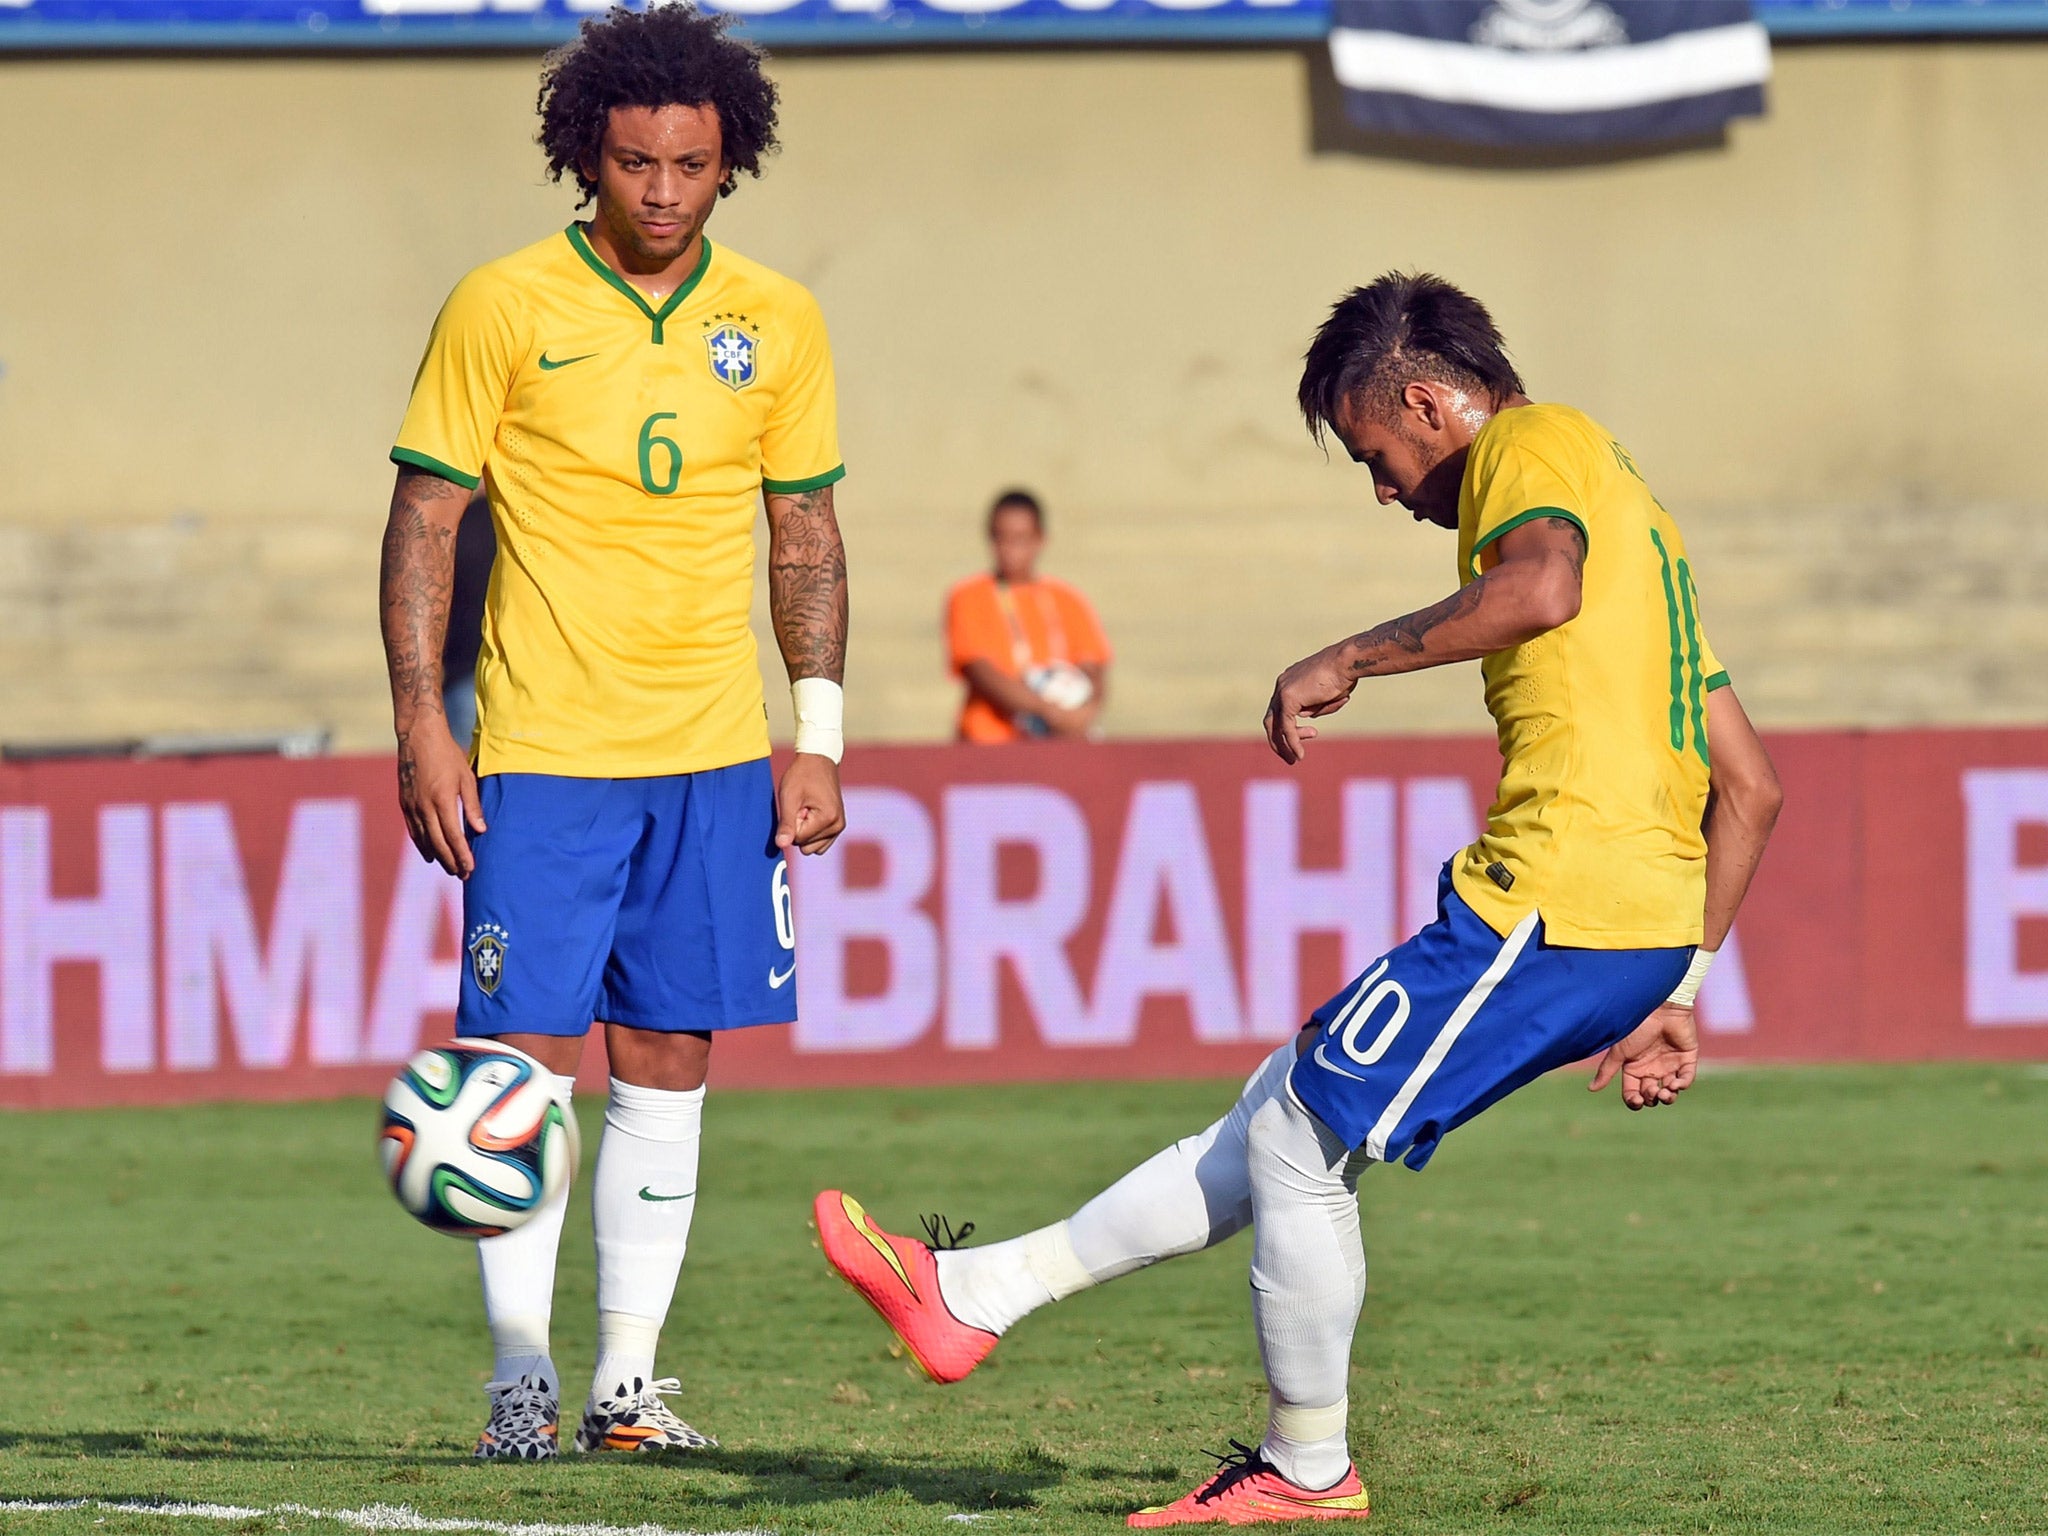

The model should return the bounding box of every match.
[1346,581,1486,676]
[378,469,467,772]
[766,484,849,684]
[1332,517,1582,682]
[1545,515,1588,573]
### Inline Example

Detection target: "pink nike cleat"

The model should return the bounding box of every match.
[813,1189,998,1384]
[1128,1442,1371,1527]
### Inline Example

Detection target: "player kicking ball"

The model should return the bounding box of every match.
[818,273,1783,1524]
[379,4,849,1461]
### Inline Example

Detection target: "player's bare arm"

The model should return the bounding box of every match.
[1591,684,1783,1109]
[378,466,485,877]
[766,481,849,855]
[1263,515,1586,763]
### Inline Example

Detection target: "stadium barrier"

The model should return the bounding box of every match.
[4,729,2047,1108]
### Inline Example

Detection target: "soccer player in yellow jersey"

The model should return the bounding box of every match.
[377,6,848,1461]
[815,274,1786,1524]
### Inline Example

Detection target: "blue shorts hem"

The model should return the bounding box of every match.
[455,1014,593,1040]
[597,1005,797,1034]
[456,1007,797,1038]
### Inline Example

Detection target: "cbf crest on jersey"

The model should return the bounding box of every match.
[468,923,510,997]
[705,322,758,391]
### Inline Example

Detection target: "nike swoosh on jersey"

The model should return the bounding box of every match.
[638,1186,695,1203]
[538,350,598,371]
[1312,1043,1376,1084]
[768,963,795,989]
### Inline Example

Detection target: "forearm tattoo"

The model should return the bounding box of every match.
[1343,518,1583,678]
[1346,581,1487,676]
[767,484,849,683]
[378,469,466,761]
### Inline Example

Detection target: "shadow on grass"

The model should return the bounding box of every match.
[0,1429,472,1465]
[0,1434,1099,1513]
[688,1443,1065,1511]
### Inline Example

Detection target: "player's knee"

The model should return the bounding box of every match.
[604,1024,713,1092]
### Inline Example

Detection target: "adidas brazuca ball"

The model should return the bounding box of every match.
[378,1042,579,1237]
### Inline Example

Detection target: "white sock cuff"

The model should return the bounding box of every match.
[596,1310,664,1357]
[489,1312,551,1357]
[605,1078,705,1141]
[1023,1221,1098,1300]
[1268,1396,1348,1444]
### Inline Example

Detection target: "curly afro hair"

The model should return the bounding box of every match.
[537,4,780,205]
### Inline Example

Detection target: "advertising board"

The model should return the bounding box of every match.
[5,729,2046,1109]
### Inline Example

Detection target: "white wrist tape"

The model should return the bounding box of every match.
[791,677,844,764]
[1667,948,1716,1008]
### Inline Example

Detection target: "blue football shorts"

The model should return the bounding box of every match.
[1289,864,1691,1168]
[454,761,797,1038]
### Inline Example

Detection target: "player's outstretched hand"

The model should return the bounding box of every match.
[777,753,846,857]
[1264,644,1360,764]
[397,719,485,879]
[1588,1002,1699,1110]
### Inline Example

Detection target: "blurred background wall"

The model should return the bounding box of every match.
[2,41,2045,750]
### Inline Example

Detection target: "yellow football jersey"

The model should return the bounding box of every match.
[392,225,844,778]
[1451,403,1727,949]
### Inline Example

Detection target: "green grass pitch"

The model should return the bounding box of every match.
[2,1065,2044,1535]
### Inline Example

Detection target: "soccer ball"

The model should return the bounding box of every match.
[1026,660,1095,712]
[378,1042,578,1237]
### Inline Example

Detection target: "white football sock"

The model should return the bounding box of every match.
[589,1077,703,1404]
[1245,1088,1368,1493]
[476,1073,574,1395]
[1264,1397,1352,1490]
[934,1041,1294,1336]
[933,1221,1095,1336]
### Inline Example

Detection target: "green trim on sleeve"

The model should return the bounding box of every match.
[1467,505,1588,579]
[391,447,481,491]
[762,464,847,496]
[1705,670,1731,692]
[564,224,711,345]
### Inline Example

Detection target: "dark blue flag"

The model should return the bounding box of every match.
[1330,0,1769,148]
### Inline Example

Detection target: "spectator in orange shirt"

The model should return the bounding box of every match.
[945,489,1111,743]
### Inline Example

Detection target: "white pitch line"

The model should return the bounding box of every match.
[0,1499,769,1536]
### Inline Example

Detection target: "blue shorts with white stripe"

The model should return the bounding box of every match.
[1288,864,1692,1168]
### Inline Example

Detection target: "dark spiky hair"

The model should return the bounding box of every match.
[1298,273,1525,444]
[537,3,779,205]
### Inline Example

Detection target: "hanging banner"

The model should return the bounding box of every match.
[0,0,1330,49]
[1328,0,1770,147]
[4,728,2048,1110]
[0,0,2028,49]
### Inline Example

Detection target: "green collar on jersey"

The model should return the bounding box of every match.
[565,223,713,345]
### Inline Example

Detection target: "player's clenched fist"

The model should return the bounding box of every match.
[776,753,846,857]
[1263,643,1360,764]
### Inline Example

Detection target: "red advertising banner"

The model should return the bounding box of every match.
[4,730,2047,1109]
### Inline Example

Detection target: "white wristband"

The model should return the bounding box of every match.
[791,677,844,764]
[1667,948,1715,1008]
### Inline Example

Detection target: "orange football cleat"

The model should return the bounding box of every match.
[1128,1443,1370,1527]
[814,1189,999,1384]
